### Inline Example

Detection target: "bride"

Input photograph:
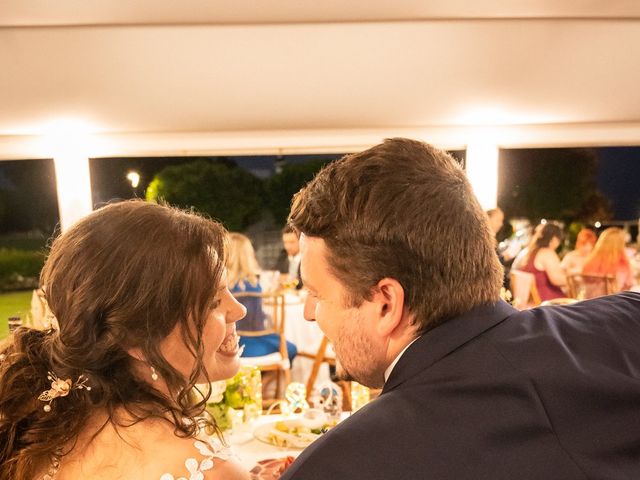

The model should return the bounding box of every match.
[0,200,249,480]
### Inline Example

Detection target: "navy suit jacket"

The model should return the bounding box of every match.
[281,292,640,479]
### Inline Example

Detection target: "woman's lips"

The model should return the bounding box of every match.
[217,331,241,357]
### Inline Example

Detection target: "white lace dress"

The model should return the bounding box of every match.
[159,436,234,480]
[42,435,234,480]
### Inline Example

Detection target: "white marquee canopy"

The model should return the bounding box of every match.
[1,1,640,228]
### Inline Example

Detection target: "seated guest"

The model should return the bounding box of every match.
[511,222,543,271]
[273,225,303,288]
[560,227,597,275]
[582,227,635,292]
[520,222,567,301]
[228,232,297,363]
[486,207,511,289]
[0,200,248,479]
[282,138,640,479]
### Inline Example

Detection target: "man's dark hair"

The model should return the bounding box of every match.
[289,138,503,333]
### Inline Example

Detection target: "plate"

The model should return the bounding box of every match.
[253,420,322,449]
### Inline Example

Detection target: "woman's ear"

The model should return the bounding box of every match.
[372,277,406,337]
[127,347,145,363]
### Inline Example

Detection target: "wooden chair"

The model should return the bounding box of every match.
[297,336,352,410]
[234,291,291,403]
[509,270,542,309]
[566,274,617,300]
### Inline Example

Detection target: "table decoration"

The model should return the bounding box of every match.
[309,382,342,420]
[206,365,262,433]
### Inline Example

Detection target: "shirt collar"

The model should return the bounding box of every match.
[384,337,420,383]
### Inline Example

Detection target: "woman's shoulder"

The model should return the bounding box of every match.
[57,414,248,480]
[122,417,249,480]
[537,247,560,260]
[155,434,249,480]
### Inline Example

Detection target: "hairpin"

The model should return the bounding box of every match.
[38,371,91,412]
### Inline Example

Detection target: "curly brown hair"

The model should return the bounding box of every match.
[0,200,227,479]
[288,138,503,333]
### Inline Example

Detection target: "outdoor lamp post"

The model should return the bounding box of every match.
[126,171,140,197]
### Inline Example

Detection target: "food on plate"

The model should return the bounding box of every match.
[254,410,337,448]
[250,456,295,480]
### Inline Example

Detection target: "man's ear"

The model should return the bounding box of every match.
[372,277,406,337]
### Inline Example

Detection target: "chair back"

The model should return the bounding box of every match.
[233,291,287,356]
[233,291,291,402]
[510,270,542,309]
[566,274,617,300]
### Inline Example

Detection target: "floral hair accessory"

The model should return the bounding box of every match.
[38,371,91,412]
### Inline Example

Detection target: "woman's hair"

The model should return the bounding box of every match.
[582,227,630,277]
[527,222,563,263]
[575,228,597,250]
[226,233,261,288]
[0,200,227,479]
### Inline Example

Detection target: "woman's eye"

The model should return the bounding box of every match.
[210,299,221,310]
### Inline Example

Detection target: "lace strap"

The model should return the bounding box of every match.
[159,436,234,480]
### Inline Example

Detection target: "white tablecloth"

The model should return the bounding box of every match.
[283,295,332,391]
[230,412,351,469]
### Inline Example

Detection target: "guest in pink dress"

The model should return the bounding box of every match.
[522,222,567,301]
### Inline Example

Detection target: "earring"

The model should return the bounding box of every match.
[150,366,158,381]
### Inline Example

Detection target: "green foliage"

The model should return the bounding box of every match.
[0,160,59,235]
[0,249,45,292]
[0,291,33,339]
[145,160,265,231]
[266,159,331,225]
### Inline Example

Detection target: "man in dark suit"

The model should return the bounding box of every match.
[281,138,640,479]
[273,225,302,289]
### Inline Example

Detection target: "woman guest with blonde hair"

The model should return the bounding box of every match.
[227,233,297,364]
[0,200,249,480]
[561,228,597,276]
[582,227,635,292]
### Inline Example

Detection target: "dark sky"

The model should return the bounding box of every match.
[0,147,639,233]
[596,147,640,220]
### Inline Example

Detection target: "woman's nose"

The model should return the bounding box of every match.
[228,295,247,323]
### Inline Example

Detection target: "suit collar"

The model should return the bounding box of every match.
[382,300,517,393]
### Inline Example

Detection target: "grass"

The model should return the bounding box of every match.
[0,290,33,339]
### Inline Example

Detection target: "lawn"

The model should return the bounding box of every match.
[0,290,33,339]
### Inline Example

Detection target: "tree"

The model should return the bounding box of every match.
[266,159,331,226]
[146,159,264,232]
[498,148,612,224]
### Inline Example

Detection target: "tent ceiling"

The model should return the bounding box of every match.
[1,1,639,156]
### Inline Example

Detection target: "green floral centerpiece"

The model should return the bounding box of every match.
[206,365,262,432]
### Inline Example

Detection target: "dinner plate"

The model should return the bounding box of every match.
[253,420,321,449]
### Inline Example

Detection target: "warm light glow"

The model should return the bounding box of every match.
[595,221,602,228]
[126,171,140,188]
[455,106,560,127]
[45,120,96,231]
[53,154,93,231]
[466,142,499,210]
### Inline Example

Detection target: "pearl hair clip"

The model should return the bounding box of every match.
[38,371,91,412]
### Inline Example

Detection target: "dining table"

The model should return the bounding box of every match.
[228,411,352,471]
